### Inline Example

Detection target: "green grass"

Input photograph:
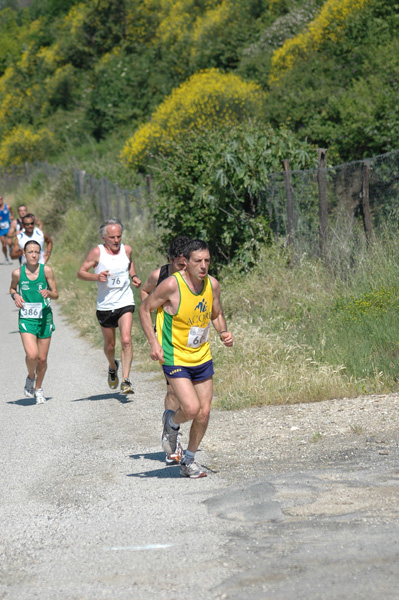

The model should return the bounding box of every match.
[8,172,399,410]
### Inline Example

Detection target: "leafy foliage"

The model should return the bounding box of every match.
[120,68,265,169]
[0,124,55,164]
[150,120,316,270]
[0,0,399,168]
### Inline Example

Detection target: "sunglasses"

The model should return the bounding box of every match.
[23,222,35,226]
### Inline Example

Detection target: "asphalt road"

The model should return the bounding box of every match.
[1,258,399,600]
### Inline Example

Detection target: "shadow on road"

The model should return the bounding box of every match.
[7,397,41,406]
[127,465,181,478]
[130,451,166,463]
[72,392,133,404]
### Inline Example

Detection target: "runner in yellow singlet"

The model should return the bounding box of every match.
[139,239,233,478]
[140,235,190,464]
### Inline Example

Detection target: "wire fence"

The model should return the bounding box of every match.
[0,161,150,224]
[258,148,399,259]
[1,149,399,260]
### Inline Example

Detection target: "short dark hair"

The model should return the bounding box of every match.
[24,240,40,251]
[183,239,210,260]
[167,235,191,260]
[22,213,35,223]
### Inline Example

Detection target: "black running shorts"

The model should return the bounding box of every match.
[96,305,135,328]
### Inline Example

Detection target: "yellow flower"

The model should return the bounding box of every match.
[121,68,264,168]
[269,0,372,84]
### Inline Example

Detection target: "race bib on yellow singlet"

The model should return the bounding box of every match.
[20,302,43,319]
[107,270,128,288]
[187,323,210,348]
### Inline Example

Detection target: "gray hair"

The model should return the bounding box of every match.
[99,218,123,237]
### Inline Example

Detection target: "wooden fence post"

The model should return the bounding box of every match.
[78,170,86,199]
[282,159,295,248]
[361,161,373,244]
[124,190,132,221]
[146,174,152,201]
[100,178,109,219]
[115,183,122,221]
[317,148,328,259]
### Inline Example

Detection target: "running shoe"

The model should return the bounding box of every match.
[34,388,46,404]
[161,409,180,455]
[180,460,207,479]
[24,376,35,398]
[120,378,134,394]
[165,435,183,464]
[108,359,119,389]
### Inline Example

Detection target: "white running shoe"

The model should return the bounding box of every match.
[180,460,207,479]
[34,388,46,404]
[161,409,180,455]
[24,376,35,398]
[165,435,183,464]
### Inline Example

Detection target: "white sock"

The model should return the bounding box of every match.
[183,450,195,464]
[168,415,179,430]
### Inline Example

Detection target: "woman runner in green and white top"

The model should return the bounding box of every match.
[9,239,58,404]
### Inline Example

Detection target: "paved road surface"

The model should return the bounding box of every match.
[1,258,399,600]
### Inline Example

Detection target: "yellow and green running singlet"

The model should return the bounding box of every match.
[156,272,213,366]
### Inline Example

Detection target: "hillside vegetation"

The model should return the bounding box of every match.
[0,0,398,171]
[5,167,399,409]
[2,1,399,406]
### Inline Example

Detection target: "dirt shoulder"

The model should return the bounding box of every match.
[205,392,399,481]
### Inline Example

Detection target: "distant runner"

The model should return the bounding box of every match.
[11,214,52,265]
[0,195,13,264]
[77,218,141,394]
[7,204,43,242]
[139,239,233,478]
[10,240,58,404]
[140,235,190,464]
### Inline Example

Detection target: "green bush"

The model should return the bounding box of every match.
[121,68,265,169]
[0,124,55,166]
[151,120,316,270]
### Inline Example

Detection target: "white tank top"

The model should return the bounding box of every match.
[94,244,134,311]
[18,228,45,264]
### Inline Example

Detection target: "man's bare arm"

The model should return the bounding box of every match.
[210,276,233,347]
[10,236,22,260]
[77,247,106,282]
[124,244,141,288]
[140,268,161,302]
[42,231,53,264]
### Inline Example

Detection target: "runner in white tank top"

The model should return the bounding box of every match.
[95,243,134,310]
[77,219,142,394]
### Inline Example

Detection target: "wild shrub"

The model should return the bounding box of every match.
[150,120,316,269]
[120,68,265,168]
[0,124,55,165]
[269,0,372,84]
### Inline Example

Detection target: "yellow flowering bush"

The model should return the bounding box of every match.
[60,3,88,36]
[120,68,264,167]
[36,43,62,71]
[334,287,397,323]
[0,125,55,166]
[269,0,372,84]
[192,0,247,44]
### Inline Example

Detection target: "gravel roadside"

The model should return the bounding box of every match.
[1,259,399,600]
